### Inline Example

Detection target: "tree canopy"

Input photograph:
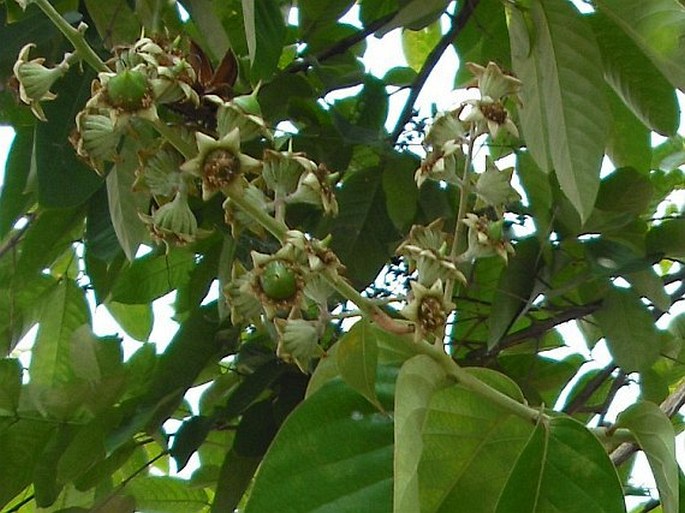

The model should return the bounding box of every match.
[1,0,685,512]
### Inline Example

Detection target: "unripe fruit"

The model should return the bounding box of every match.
[259,260,298,301]
[106,69,150,111]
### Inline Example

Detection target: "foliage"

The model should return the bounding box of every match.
[0,0,685,512]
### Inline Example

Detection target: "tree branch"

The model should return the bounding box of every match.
[390,0,480,143]
[610,379,685,466]
[0,214,34,260]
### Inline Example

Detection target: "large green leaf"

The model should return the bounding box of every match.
[243,367,396,513]
[417,368,535,513]
[244,0,286,81]
[495,417,625,513]
[127,476,209,513]
[594,287,662,372]
[590,12,679,136]
[595,0,685,92]
[616,401,678,513]
[393,355,448,513]
[507,0,609,222]
[104,301,153,342]
[30,279,90,387]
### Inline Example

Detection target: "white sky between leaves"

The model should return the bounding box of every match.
[0,1,684,507]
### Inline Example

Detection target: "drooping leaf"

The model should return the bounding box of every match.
[243,367,396,513]
[594,287,662,372]
[625,268,671,312]
[170,415,213,472]
[376,0,449,36]
[104,301,153,342]
[495,417,625,513]
[616,401,678,513]
[590,12,679,136]
[508,0,609,222]
[604,88,652,173]
[382,152,419,231]
[595,0,685,92]
[106,140,150,261]
[247,0,286,81]
[394,355,448,513]
[337,319,381,410]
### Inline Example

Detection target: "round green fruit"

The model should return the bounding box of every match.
[259,260,298,301]
[105,69,150,111]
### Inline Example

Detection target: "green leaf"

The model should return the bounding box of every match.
[30,280,90,387]
[243,367,396,513]
[248,0,286,81]
[594,287,662,372]
[105,301,153,342]
[417,368,535,512]
[617,401,678,513]
[647,219,685,260]
[0,359,21,414]
[488,237,541,348]
[394,355,448,513]
[383,66,417,87]
[452,1,510,87]
[625,268,671,312]
[381,152,419,231]
[299,0,356,34]
[590,12,679,136]
[106,140,149,261]
[337,319,381,410]
[210,449,260,513]
[127,476,209,513]
[0,418,55,509]
[495,417,625,513]
[508,0,609,222]
[0,127,32,239]
[595,0,685,92]
[605,88,652,173]
[170,416,213,472]
[85,185,123,264]
[401,22,442,73]
[377,0,449,36]
[109,249,195,304]
[595,167,654,215]
[34,69,103,208]
[320,166,399,289]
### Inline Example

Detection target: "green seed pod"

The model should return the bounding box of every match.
[105,69,151,111]
[259,260,298,301]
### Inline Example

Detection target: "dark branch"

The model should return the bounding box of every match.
[286,14,395,74]
[390,0,481,143]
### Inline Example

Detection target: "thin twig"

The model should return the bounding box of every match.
[0,215,34,260]
[286,14,395,74]
[390,0,481,143]
[563,365,617,415]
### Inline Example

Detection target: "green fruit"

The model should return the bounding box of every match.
[259,260,298,301]
[105,69,150,111]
